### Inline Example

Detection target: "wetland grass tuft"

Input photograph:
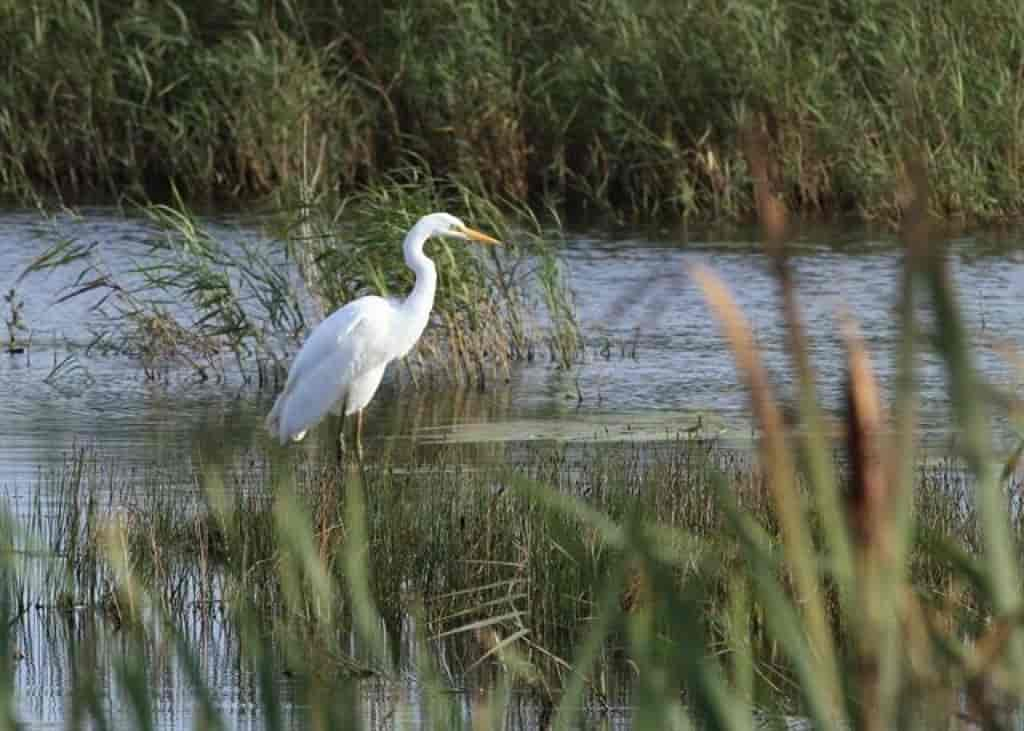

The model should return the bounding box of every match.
[22,175,579,381]
[2,289,26,355]
[275,168,579,379]
[21,205,304,380]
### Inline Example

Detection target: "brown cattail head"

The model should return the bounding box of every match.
[841,315,889,550]
[742,113,787,254]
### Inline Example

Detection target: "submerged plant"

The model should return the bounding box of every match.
[2,288,26,354]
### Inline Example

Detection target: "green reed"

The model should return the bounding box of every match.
[21,178,578,379]
[4,0,1024,223]
[273,168,578,379]
[5,49,1024,724]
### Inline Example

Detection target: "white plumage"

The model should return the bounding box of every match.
[266,212,500,450]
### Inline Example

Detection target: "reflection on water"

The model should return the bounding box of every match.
[14,606,545,730]
[3,210,1024,728]
[13,607,632,731]
[6,448,642,731]
[15,607,281,730]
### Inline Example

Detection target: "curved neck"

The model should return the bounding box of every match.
[402,222,437,313]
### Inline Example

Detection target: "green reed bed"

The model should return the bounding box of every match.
[5,0,1024,223]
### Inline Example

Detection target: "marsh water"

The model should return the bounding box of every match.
[3,209,1024,728]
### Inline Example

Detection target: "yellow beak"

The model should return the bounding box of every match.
[458,225,502,246]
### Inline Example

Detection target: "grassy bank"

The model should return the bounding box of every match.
[4,0,1024,222]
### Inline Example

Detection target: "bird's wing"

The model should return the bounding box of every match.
[282,302,367,391]
[269,297,391,443]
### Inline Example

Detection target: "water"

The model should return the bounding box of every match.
[3,209,1024,728]
[4,212,1024,481]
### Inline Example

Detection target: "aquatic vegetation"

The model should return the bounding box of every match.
[20,200,305,381]
[6,29,1024,725]
[9,136,1024,725]
[20,172,579,381]
[2,288,26,354]
[6,418,1021,730]
[273,169,579,380]
[4,0,1024,222]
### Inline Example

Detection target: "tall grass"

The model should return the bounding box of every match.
[20,200,305,381]
[4,0,1024,222]
[12,409,1024,728]
[273,168,579,378]
[7,30,1024,724]
[21,178,578,379]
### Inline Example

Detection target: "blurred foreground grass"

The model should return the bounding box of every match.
[4,396,1024,730]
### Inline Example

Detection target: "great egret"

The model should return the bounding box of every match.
[266,212,501,454]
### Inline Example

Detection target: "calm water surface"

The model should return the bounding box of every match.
[2,209,1024,728]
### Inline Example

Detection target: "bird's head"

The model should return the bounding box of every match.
[420,212,502,246]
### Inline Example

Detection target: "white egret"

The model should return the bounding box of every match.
[266,212,501,454]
